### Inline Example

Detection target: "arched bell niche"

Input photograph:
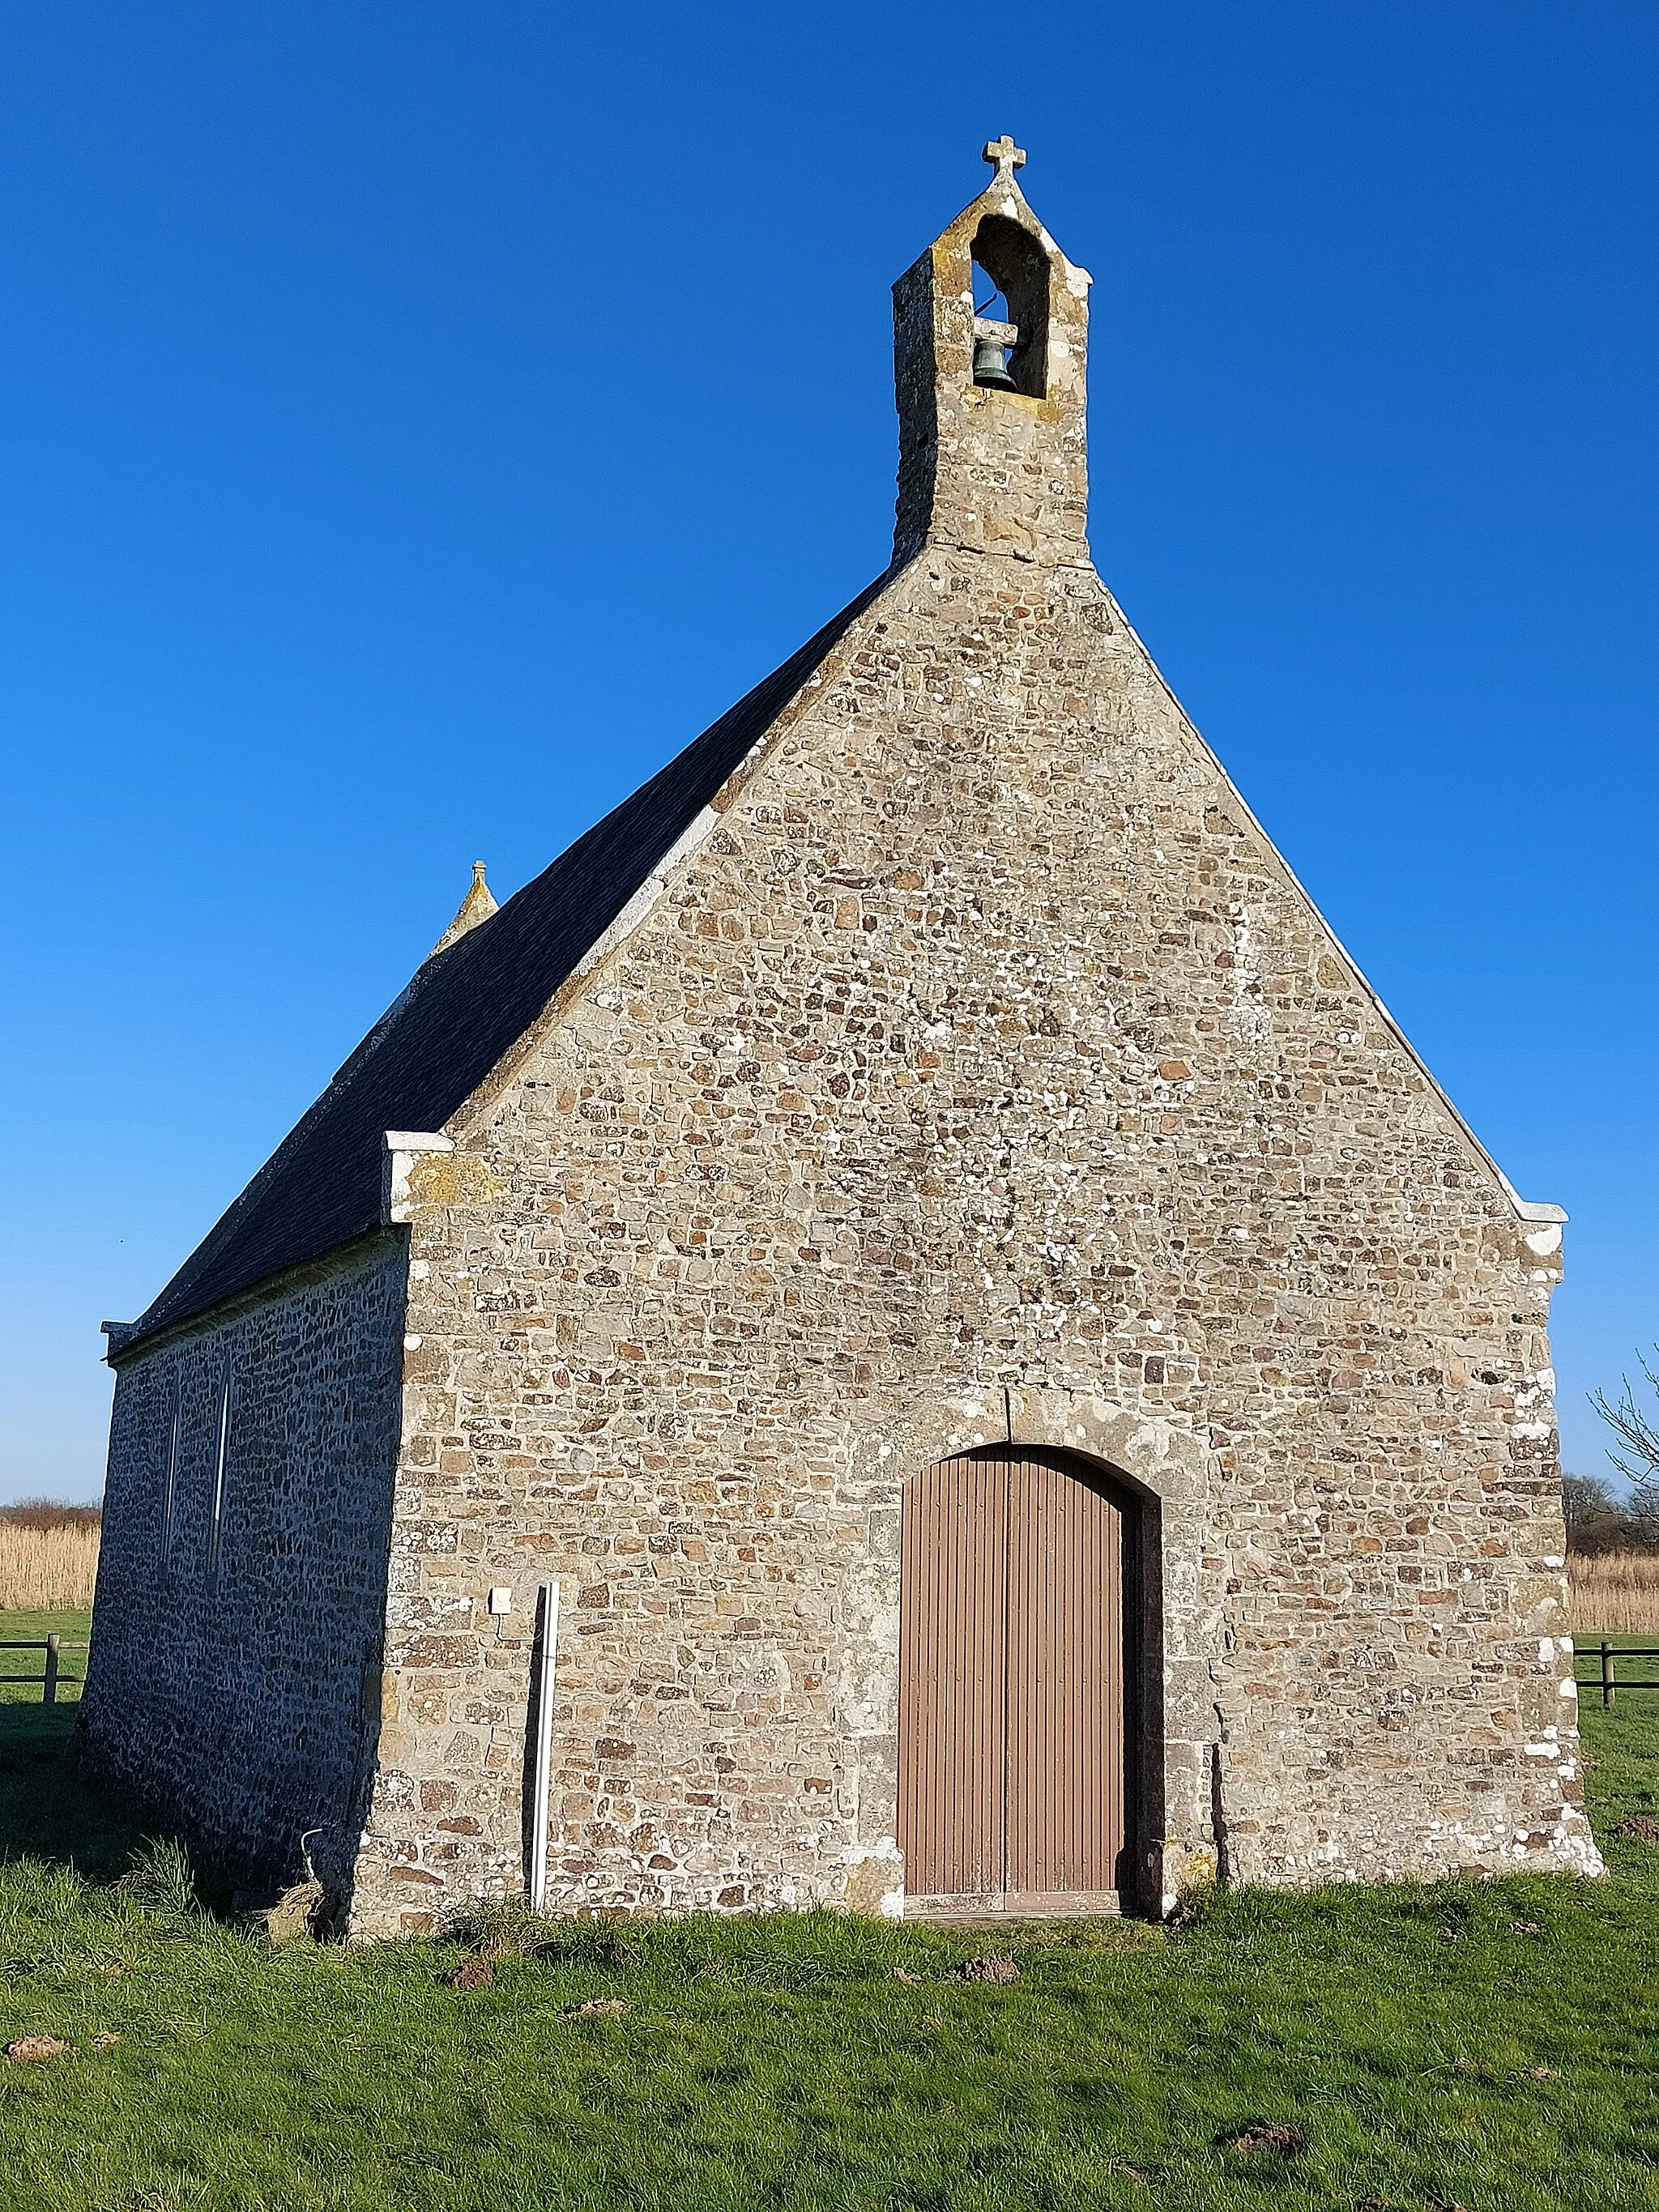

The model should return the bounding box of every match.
[970,214,1050,398]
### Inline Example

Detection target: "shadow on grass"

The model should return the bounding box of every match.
[0,1700,144,1882]
[0,1609,148,1882]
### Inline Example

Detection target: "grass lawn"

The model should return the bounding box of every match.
[0,1622,1655,2211]
[0,1608,92,1713]
[0,1609,138,1882]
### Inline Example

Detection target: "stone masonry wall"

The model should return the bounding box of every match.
[350,535,1596,1934]
[82,1232,407,1900]
[892,171,1090,567]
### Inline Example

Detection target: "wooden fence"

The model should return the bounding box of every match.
[2,1634,1652,1714]
[1575,1641,1659,1708]
[0,1637,86,1705]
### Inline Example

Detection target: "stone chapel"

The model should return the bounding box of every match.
[83,142,1599,1933]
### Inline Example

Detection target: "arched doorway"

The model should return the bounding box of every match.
[898,1446,1139,1915]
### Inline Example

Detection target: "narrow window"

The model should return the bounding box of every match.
[160,1392,181,1574]
[207,1371,232,1582]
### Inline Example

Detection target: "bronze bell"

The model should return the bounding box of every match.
[972,316,1018,391]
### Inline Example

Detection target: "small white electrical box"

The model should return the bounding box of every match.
[488,1588,513,1617]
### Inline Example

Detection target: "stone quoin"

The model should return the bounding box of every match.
[82,142,1600,1933]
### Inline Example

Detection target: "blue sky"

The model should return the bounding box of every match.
[2,2,1655,1501]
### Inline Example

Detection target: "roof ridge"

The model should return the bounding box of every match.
[116,564,895,1354]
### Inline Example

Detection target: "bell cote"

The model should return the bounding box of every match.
[892,139,1091,568]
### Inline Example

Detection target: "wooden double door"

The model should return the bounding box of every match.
[898,1447,1137,1915]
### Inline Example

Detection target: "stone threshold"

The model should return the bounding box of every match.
[903,1887,1124,1921]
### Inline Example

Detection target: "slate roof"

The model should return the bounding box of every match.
[122,569,890,1353]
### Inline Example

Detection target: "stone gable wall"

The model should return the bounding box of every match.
[82,1234,407,1898]
[351,547,1595,1934]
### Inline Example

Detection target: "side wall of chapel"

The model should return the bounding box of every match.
[81,1234,407,1900]
[348,548,1593,1935]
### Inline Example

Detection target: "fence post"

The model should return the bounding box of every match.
[1602,1639,1615,1710]
[43,1635,59,1707]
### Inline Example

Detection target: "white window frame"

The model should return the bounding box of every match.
[160,1391,181,1574]
[207,1370,232,1582]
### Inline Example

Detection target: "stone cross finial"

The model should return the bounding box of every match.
[982,135,1026,181]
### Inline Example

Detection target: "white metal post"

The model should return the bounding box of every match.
[528,1581,559,1913]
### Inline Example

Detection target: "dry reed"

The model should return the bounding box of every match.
[0,1523,100,1612]
[1568,1552,1659,1637]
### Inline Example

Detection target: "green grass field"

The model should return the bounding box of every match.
[0,1609,135,1882]
[1,1617,1657,2212]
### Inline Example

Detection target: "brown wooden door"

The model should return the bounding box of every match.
[898,1447,1134,1912]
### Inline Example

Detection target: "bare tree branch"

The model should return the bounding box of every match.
[1593,1349,1659,1541]
[1593,1351,1659,1483]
